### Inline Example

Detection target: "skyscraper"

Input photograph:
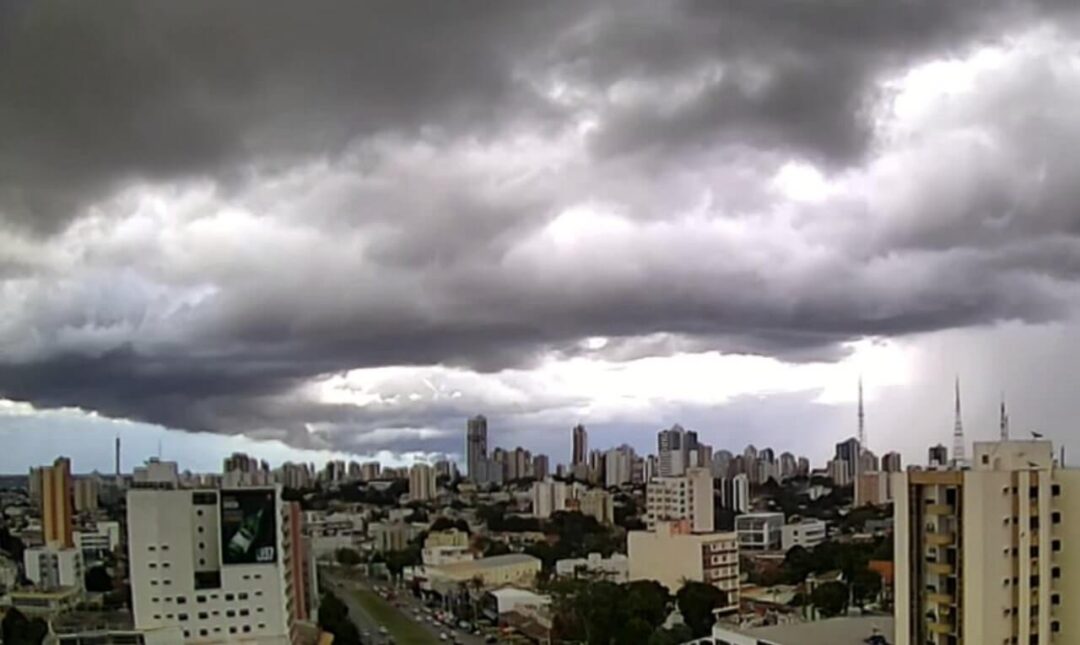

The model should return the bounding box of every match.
[572,424,588,466]
[43,457,73,548]
[466,415,488,481]
[409,463,437,502]
[658,424,698,477]
[835,437,861,481]
[882,451,903,473]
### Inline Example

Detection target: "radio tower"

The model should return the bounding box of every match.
[857,377,866,449]
[1000,395,1010,441]
[952,376,966,467]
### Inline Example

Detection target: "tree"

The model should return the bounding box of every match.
[676,582,727,637]
[335,548,363,567]
[429,517,469,534]
[2,607,48,645]
[851,568,883,608]
[84,565,113,592]
[810,581,848,617]
[318,591,361,645]
[623,580,671,631]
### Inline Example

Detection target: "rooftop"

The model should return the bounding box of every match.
[435,553,541,574]
[740,615,893,645]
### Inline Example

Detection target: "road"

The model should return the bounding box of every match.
[324,571,486,645]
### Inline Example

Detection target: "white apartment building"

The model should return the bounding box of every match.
[24,547,84,590]
[75,520,122,563]
[128,487,296,644]
[577,488,615,525]
[720,474,750,513]
[894,440,1080,645]
[555,553,629,583]
[132,458,180,488]
[735,512,784,551]
[531,479,568,519]
[628,520,739,608]
[604,446,634,488]
[409,463,437,502]
[781,518,827,551]
[646,467,714,533]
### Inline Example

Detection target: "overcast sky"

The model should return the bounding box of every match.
[3,0,1080,474]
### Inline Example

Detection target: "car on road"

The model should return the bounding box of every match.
[439,634,449,642]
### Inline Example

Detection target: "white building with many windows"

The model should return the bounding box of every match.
[24,546,84,590]
[645,467,714,533]
[781,518,827,551]
[127,487,297,644]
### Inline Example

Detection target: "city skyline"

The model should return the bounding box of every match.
[3,2,1080,478]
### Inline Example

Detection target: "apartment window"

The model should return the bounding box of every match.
[254,591,263,597]
[239,609,249,617]
[1052,594,1061,605]
[1031,517,1040,530]
[151,597,158,603]
[178,614,188,622]
[1052,621,1061,633]
[199,559,206,566]
[258,624,265,629]
[183,632,190,639]
[225,594,234,601]
[214,628,221,633]
[196,595,206,603]
[983,455,990,465]
[1031,575,1040,587]
[196,509,203,517]
[242,574,250,580]
[163,580,172,586]
[229,627,237,634]
[197,526,204,534]
[1053,511,1062,524]
[1031,546,1039,557]
[1031,486,1039,499]
[148,546,156,552]
[150,580,158,586]
[1053,567,1061,579]
[226,610,235,618]
[176,597,186,605]
[153,615,161,620]
[238,593,249,600]
[242,626,251,633]
[199,629,208,637]
[257,608,264,613]
[1053,540,1062,552]
[253,574,262,580]
[1052,484,1061,496]
[161,545,169,551]
[198,612,208,620]
[162,563,170,569]
[149,563,157,569]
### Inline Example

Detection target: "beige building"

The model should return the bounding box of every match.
[894,440,1079,645]
[408,463,437,502]
[424,529,469,549]
[43,457,74,548]
[628,520,739,608]
[73,477,99,513]
[645,467,714,533]
[426,553,541,592]
[855,470,891,507]
[577,488,614,525]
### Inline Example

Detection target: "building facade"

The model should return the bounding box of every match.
[127,487,296,644]
[780,519,827,551]
[408,463,437,502]
[466,415,488,481]
[735,512,784,551]
[43,457,74,548]
[572,424,588,466]
[24,547,84,590]
[646,467,714,533]
[628,521,739,607]
[894,440,1080,645]
[720,474,750,514]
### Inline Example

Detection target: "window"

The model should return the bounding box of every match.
[254,591,263,597]
[1053,512,1062,524]
[196,509,203,517]
[196,595,206,603]
[1052,594,1061,605]
[214,627,221,633]
[1031,575,1040,587]
[183,632,190,639]
[163,580,172,586]
[1031,486,1039,499]
[197,526,204,534]
[1053,484,1061,496]
[161,545,169,551]
[238,593,249,600]
[162,562,171,569]
[1053,567,1061,579]
[226,610,235,618]
[1052,621,1061,633]
[242,574,249,580]
[153,615,161,620]
[149,563,157,569]
[258,623,265,629]
[199,629,208,637]
[198,542,205,549]
[150,580,158,586]
[257,608,264,613]
[176,597,186,605]
[225,594,234,601]
[199,559,206,566]
[148,546,156,552]
[240,609,249,617]
[242,626,251,633]
[1031,517,1040,529]
[1053,540,1062,552]
[983,455,990,465]
[229,627,237,635]
[253,574,262,580]
[1031,546,1039,557]
[198,612,208,620]
[151,597,158,603]
[178,614,188,622]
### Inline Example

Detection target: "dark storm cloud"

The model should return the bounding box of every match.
[1,0,1079,454]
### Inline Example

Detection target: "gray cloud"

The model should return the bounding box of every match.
[1,0,1080,456]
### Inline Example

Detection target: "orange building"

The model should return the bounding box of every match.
[43,457,74,548]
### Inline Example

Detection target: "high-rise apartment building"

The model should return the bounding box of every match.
[578,488,615,525]
[628,521,739,609]
[928,444,948,468]
[835,437,861,481]
[128,487,298,644]
[882,451,903,473]
[646,467,714,533]
[894,440,1080,645]
[43,457,74,548]
[604,445,635,488]
[531,455,549,481]
[658,424,699,477]
[360,461,381,481]
[531,480,568,519]
[719,474,750,514]
[466,415,488,481]
[73,477,99,513]
[779,452,797,480]
[572,424,588,466]
[408,463,437,502]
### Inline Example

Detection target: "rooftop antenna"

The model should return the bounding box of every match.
[857,376,866,450]
[1000,394,1009,441]
[952,376,966,467]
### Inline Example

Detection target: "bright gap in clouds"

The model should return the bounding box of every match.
[314,336,913,423]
